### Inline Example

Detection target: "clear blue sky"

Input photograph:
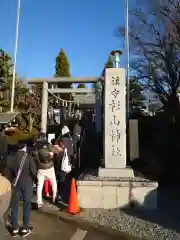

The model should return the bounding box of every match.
[0,0,127,79]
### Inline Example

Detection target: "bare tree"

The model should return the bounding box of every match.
[117,0,180,117]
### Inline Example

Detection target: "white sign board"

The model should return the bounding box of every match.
[104,68,126,168]
[48,133,55,143]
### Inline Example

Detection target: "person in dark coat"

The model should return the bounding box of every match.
[61,125,74,166]
[54,139,70,203]
[0,124,8,174]
[5,140,37,238]
[73,120,82,168]
[34,137,57,208]
[73,120,82,143]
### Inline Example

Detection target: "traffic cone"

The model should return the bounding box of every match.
[67,178,80,215]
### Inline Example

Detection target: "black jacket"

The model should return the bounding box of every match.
[73,124,82,143]
[32,147,54,170]
[5,150,37,187]
[54,152,62,173]
[61,135,74,156]
[0,135,7,155]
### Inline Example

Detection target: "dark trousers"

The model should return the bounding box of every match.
[73,141,80,168]
[11,184,32,230]
[57,171,67,197]
[0,153,7,174]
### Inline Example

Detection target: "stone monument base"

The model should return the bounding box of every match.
[98,167,134,178]
[77,176,158,209]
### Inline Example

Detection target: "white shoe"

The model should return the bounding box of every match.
[37,203,44,208]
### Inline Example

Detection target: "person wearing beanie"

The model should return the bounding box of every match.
[5,140,37,237]
[61,125,74,161]
[34,137,57,208]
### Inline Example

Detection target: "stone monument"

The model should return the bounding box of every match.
[77,50,158,209]
[99,50,133,177]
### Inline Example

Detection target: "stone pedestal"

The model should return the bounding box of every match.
[77,176,158,209]
[98,68,134,178]
[98,167,134,178]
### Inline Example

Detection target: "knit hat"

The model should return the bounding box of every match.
[61,125,70,136]
[36,132,48,145]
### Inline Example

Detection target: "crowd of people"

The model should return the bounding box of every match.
[0,122,82,238]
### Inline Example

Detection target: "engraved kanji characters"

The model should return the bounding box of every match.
[112,145,122,156]
[112,76,120,86]
[109,115,120,126]
[109,129,121,143]
[110,88,119,98]
[108,74,123,157]
[109,100,120,112]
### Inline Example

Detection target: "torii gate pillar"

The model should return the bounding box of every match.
[41,81,48,133]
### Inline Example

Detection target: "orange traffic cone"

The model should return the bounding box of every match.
[67,178,80,215]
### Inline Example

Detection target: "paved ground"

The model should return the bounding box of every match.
[0,207,137,240]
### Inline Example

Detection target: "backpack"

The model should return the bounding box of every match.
[38,145,52,164]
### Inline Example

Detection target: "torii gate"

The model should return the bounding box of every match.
[27,77,100,133]
[28,69,135,179]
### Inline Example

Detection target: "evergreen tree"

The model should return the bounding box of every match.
[55,48,72,100]
[0,49,28,112]
[0,49,13,80]
[55,48,70,77]
[92,54,113,89]
[77,83,86,88]
[129,76,146,117]
[101,55,113,76]
[130,76,145,104]
[76,83,86,95]
[105,55,114,68]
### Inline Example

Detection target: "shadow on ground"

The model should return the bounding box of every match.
[121,185,180,234]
